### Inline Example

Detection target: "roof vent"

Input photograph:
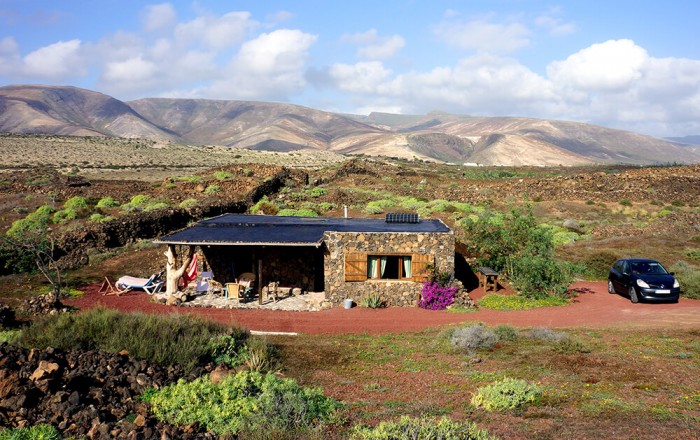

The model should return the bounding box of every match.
[385,213,419,224]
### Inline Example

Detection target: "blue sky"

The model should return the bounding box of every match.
[1,1,699,137]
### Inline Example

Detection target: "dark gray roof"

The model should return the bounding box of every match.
[155,214,451,246]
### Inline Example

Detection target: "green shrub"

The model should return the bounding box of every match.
[478,294,569,311]
[619,199,632,206]
[213,171,233,180]
[0,424,62,440]
[89,213,113,223]
[250,196,279,215]
[307,187,327,198]
[144,371,340,436]
[450,324,498,352]
[6,205,54,237]
[0,330,20,344]
[685,248,700,261]
[351,415,494,440]
[18,307,235,372]
[128,194,151,206]
[63,196,88,209]
[671,200,685,207]
[670,261,700,300]
[471,377,542,412]
[460,206,575,297]
[318,202,336,212]
[494,324,518,342]
[552,337,591,354]
[95,196,120,209]
[143,202,169,212]
[209,330,250,368]
[204,185,221,194]
[176,175,203,183]
[277,208,318,217]
[363,203,384,215]
[583,250,621,279]
[52,208,77,223]
[360,294,385,309]
[179,198,198,209]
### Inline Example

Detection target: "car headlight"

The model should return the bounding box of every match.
[673,279,680,288]
[636,279,650,288]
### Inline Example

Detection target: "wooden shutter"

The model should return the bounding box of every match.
[411,253,432,282]
[344,253,368,282]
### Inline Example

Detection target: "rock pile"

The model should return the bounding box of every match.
[0,344,217,439]
[20,295,71,317]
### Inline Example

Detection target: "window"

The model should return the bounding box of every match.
[344,252,432,282]
[367,255,412,279]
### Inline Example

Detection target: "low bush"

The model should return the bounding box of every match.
[685,248,700,261]
[0,424,62,440]
[582,250,621,279]
[63,196,88,209]
[494,324,518,342]
[351,416,494,440]
[89,213,113,223]
[670,261,700,300]
[450,324,498,352]
[471,377,542,412]
[96,196,120,209]
[525,327,568,342]
[143,201,169,212]
[277,208,318,217]
[204,185,221,194]
[250,196,279,215]
[144,371,340,436]
[213,171,233,180]
[619,199,632,206]
[360,294,386,309]
[0,330,20,344]
[307,187,327,198]
[418,281,457,310]
[478,294,569,311]
[175,175,203,183]
[6,205,54,237]
[52,208,77,223]
[18,307,236,372]
[552,337,591,354]
[178,198,198,209]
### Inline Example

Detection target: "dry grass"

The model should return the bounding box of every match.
[0,133,346,181]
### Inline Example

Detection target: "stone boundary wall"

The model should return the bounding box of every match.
[323,229,454,307]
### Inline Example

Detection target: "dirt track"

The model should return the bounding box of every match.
[67,282,700,334]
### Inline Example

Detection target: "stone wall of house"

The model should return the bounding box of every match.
[323,230,455,307]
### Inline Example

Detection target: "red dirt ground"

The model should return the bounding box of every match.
[66,282,700,333]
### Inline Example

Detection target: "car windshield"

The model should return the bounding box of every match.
[630,261,668,275]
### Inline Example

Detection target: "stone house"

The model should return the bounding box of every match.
[155,213,454,307]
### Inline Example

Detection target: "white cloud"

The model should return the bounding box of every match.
[103,55,157,83]
[342,29,405,60]
[434,16,531,54]
[174,11,257,50]
[329,61,393,93]
[23,39,84,79]
[206,29,317,99]
[142,3,177,32]
[535,8,576,36]
[548,39,647,91]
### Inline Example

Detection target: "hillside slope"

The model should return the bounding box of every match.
[1,84,698,166]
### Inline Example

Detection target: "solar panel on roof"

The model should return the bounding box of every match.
[385,213,419,223]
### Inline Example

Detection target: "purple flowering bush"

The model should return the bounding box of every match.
[418,281,457,310]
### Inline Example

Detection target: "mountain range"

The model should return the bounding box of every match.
[1,84,698,166]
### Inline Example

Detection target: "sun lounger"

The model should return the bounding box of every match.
[115,272,164,294]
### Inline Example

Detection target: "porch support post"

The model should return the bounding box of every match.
[258,259,263,305]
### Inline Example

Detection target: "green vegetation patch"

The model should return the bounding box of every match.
[0,424,62,440]
[351,416,495,440]
[471,377,543,412]
[144,371,340,436]
[277,208,319,217]
[95,196,120,209]
[478,294,569,311]
[17,307,235,372]
[670,261,700,300]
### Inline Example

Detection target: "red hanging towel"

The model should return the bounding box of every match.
[179,254,198,287]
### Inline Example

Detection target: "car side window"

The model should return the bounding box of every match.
[621,261,629,274]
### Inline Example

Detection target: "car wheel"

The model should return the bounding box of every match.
[628,286,639,304]
[608,280,615,294]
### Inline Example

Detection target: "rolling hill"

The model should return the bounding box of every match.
[1,84,698,166]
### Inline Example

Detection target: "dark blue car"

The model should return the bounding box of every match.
[608,258,680,303]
